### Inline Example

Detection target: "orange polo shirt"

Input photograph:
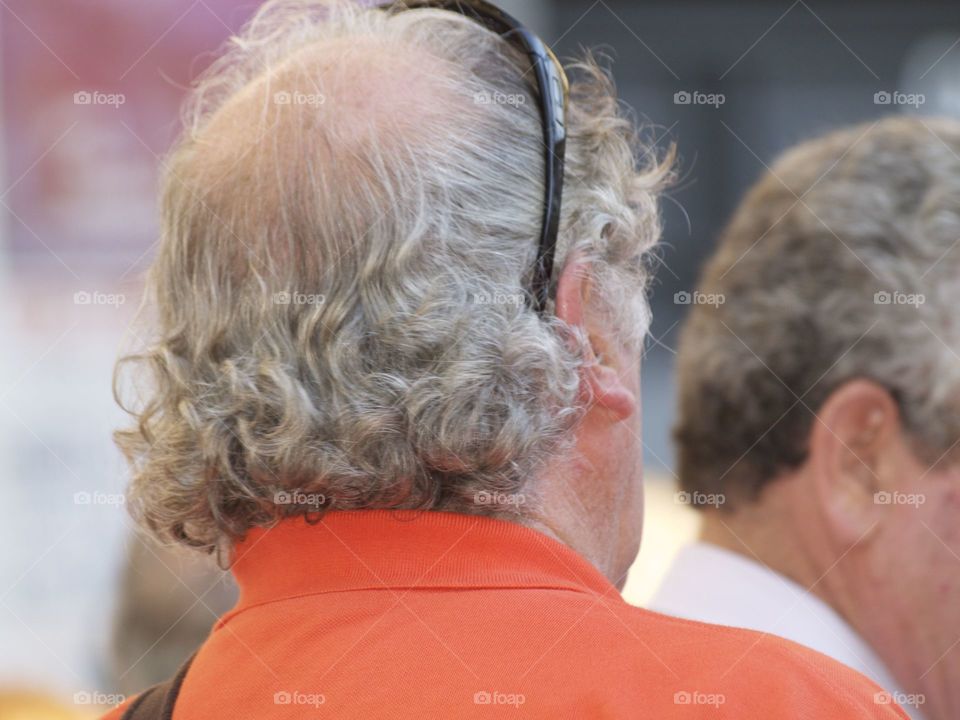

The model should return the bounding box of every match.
[104,510,907,718]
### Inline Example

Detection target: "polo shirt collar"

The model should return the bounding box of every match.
[228,510,616,610]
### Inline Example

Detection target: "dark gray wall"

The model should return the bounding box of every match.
[547,1,960,471]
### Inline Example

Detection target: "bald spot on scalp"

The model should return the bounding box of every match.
[176,36,468,273]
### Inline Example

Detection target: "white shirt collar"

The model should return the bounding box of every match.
[648,542,925,720]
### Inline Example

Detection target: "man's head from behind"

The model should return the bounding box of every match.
[676,116,960,718]
[115,0,671,584]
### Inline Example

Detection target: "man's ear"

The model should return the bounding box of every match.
[553,252,637,420]
[809,379,901,546]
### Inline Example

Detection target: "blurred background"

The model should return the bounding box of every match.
[1,0,958,714]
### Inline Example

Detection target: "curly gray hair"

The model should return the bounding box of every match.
[676,116,960,506]
[115,0,672,552]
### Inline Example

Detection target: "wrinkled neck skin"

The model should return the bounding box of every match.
[525,405,645,592]
[701,498,958,720]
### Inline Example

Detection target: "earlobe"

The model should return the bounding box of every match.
[586,361,638,419]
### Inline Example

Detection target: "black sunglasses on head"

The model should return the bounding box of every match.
[384,0,569,314]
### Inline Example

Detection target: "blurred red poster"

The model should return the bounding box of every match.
[2,0,255,265]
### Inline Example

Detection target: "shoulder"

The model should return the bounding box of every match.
[515,591,907,719]
[620,604,908,718]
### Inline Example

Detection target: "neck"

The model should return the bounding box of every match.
[700,510,953,720]
[524,466,635,590]
[698,510,810,579]
[523,507,624,589]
